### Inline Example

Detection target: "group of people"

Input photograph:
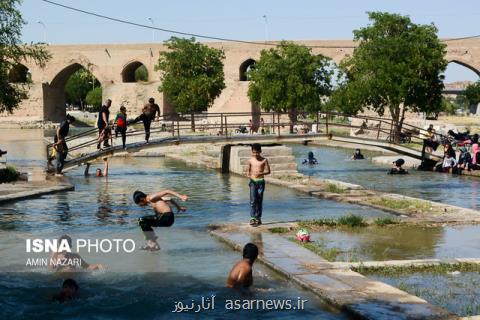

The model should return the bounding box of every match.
[433,141,480,173]
[96,97,160,150]
[48,143,271,303]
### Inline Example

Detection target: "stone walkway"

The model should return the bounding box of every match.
[0,181,74,203]
[210,225,455,319]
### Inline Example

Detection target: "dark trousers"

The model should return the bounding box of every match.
[138,212,174,241]
[134,114,152,142]
[56,149,68,174]
[115,127,126,148]
[249,180,265,219]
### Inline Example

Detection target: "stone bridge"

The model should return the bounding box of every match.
[6,39,480,122]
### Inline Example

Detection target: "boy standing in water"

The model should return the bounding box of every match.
[247,144,271,226]
[133,189,188,251]
[227,243,258,288]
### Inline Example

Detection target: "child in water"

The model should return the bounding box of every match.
[227,243,258,289]
[52,279,78,303]
[389,158,408,174]
[302,151,318,165]
[247,144,271,226]
[351,149,365,160]
[133,189,188,251]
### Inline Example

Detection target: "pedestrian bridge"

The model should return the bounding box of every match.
[49,111,444,172]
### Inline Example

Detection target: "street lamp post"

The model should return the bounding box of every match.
[262,15,268,44]
[37,21,46,43]
[148,17,155,42]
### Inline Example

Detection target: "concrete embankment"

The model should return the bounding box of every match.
[0,180,74,204]
[210,224,454,319]
[155,143,480,225]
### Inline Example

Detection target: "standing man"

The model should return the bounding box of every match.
[97,99,112,149]
[54,114,75,176]
[247,143,271,226]
[134,97,160,143]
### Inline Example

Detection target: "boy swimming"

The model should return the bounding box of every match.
[52,279,79,303]
[133,189,188,251]
[247,144,271,226]
[227,243,259,289]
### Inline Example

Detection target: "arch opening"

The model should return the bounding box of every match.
[8,64,30,83]
[44,63,102,122]
[442,61,480,116]
[122,61,148,83]
[239,59,256,81]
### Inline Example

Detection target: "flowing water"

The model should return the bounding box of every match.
[291,144,480,210]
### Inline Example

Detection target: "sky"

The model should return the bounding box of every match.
[19,0,480,82]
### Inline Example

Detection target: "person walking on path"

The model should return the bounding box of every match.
[53,114,75,175]
[246,143,271,226]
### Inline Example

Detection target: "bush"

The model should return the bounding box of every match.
[85,87,102,111]
[0,166,19,183]
[374,216,399,226]
[337,214,365,227]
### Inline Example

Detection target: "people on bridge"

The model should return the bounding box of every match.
[52,114,75,176]
[97,99,112,149]
[302,151,318,165]
[114,106,128,149]
[351,148,365,160]
[227,243,258,289]
[133,189,188,251]
[389,158,408,174]
[133,98,160,143]
[84,158,108,177]
[247,143,271,226]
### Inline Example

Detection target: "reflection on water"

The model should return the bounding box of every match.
[312,224,480,261]
[292,144,480,210]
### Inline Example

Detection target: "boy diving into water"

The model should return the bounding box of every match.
[133,189,188,251]
[247,144,271,226]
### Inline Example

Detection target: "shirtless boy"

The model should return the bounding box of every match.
[247,143,271,226]
[227,243,258,288]
[133,189,188,250]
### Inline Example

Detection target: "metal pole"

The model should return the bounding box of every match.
[224,115,228,137]
[172,119,175,137]
[326,115,329,135]
[277,113,281,137]
[177,119,180,137]
[220,113,224,135]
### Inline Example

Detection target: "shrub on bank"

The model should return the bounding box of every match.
[0,166,19,183]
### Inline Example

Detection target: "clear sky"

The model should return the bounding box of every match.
[19,0,480,82]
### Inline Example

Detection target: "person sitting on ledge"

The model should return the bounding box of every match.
[227,243,258,289]
[435,153,457,173]
[52,279,78,303]
[302,151,318,165]
[389,158,408,174]
[351,149,365,160]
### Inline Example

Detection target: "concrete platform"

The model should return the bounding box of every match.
[210,226,455,319]
[0,181,74,204]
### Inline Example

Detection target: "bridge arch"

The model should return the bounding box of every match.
[43,62,103,122]
[239,58,256,81]
[121,60,149,82]
[447,59,480,77]
[8,63,30,83]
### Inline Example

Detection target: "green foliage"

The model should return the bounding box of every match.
[369,197,431,212]
[268,227,290,233]
[373,216,400,226]
[0,0,50,113]
[0,166,19,183]
[65,69,100,108]
[441,97,457,115]
[292,237,341,261]
[156,37,225,115]
[337,214,366,227]
[329,12,447,139]
[298,218,338,228]
[325,183,346,193]
[134,65,148,82]
[465,81,480,106]
[248,41,334,118]
[85,86,102,111]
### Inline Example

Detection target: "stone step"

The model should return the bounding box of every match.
[238,155,296,165]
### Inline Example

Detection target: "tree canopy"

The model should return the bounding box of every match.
[65,68,100,109]
[0,0,50,113]
[156,37,225,119]
[465,81,480,106]
[329,12,447,140]
[247,41,334,118]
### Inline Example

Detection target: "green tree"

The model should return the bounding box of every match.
[85,86,102,112]
[248,41,334,131]
[156,37,225,130]
[65,69,100,109]
[329,12,447,142]
[465,81,480,106]
[134,65,148,82]
[0,0,50,113]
